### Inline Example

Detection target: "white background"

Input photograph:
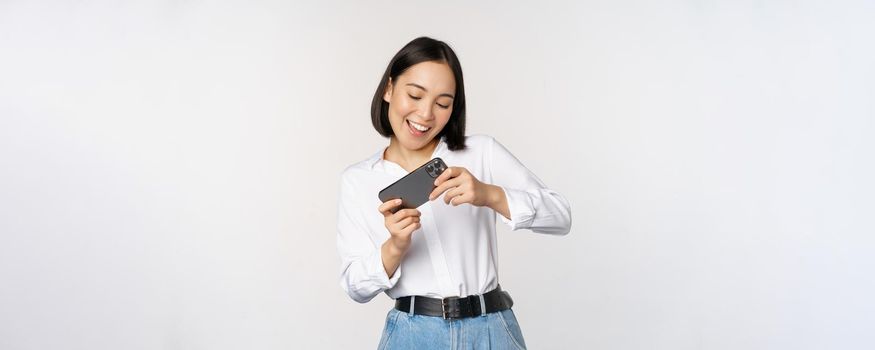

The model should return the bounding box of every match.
[1,0,873,349]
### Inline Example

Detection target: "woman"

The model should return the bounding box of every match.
[336,36,572,349]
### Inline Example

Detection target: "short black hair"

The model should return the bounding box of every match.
[371,36,467,151]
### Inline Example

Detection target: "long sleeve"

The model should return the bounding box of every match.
[489,137,572,235]
[336,172,401,303]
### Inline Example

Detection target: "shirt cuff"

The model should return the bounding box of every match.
[372,243,402,289]
[497,186,536,231]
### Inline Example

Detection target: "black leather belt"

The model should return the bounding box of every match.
[394,285,514,319]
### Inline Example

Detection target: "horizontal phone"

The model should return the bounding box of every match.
[378,157,448,213]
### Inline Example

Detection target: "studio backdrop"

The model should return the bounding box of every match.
[1,1,873,349]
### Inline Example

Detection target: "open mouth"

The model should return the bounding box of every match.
[407,119,431,136]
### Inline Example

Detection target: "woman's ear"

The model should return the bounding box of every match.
[382,78,393,103]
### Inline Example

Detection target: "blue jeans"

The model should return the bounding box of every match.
[377,307,528,349]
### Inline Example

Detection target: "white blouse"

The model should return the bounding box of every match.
[336,134,572,303]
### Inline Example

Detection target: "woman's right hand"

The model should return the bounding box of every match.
[378,199,421,254]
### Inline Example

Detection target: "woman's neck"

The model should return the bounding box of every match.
[384,136,439,172]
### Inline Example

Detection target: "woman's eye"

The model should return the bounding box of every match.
[437,104,450,109]
[408,94,422,100]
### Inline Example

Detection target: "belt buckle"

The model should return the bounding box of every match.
[441,298,449,320]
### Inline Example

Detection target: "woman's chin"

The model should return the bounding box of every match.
[397,134,434,150]
[405,137,432,149]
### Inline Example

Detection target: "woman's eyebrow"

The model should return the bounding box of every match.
[405,83,454,99]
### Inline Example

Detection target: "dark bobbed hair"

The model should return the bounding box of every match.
[371,36,467,151]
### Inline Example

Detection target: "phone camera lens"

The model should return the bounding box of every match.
[427,165,434,172]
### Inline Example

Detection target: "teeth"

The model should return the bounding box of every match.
[409,120,430,132]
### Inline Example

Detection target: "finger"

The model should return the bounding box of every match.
[443,186,463,205]
[429,177,465,200]
[391,208,421,222]
[397,215,421,226]
[430,177,462,200]
[399,221,422,235]
[449,167,469,182]
[378,199,401,217]
[431,167,466,198]
[433,166,460,186]
[393,216,419,231]
[450,192,472,206]
[378,199,403,217]
[433,166,454,186]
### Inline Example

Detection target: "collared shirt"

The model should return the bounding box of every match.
[336,134,572,303]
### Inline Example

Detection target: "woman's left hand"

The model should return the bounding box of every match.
[428,166,496,207]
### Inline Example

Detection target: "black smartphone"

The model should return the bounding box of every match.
[378,157,448,213]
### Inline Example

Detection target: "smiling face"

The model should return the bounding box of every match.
[382,60,456,151]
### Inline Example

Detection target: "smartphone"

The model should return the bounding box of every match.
[378,157,448,213]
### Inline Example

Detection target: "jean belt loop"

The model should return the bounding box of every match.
[408,296,416,316]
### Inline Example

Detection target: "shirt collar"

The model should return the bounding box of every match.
[368,135,447,171]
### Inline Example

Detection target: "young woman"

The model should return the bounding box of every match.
[336,36,572,349]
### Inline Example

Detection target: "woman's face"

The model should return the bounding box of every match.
[383,61,456,151]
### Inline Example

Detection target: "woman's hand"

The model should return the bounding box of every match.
[429,166,502,208]
[378,199,421,278]
[378,199,421,254]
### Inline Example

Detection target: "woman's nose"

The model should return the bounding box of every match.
[418,101,435,120]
